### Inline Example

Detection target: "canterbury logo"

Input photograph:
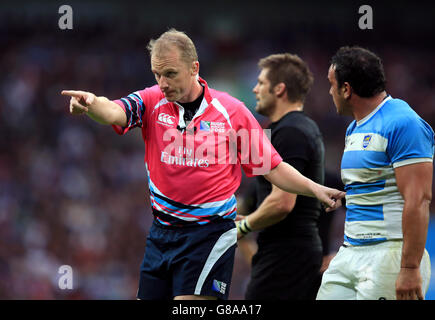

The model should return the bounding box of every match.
[158,113,175,125]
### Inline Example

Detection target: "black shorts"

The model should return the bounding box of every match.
[137,219,237,300]
[245,243,322,300]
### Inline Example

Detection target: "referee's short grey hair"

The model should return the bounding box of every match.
[147,28,198,65]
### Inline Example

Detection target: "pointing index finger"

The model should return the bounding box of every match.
[61,90,85,98]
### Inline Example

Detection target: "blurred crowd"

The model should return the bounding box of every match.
[0,2,434,299]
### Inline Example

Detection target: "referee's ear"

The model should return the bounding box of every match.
[191,61,200,76]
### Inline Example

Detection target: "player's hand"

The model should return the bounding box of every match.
[235,220,245,240]
[61,90,96,115]
[235,215,245,239]
[235,214,244,222]
[320,253,336,273]
[396,267,424,300]
[235,216,252,240]
[314,185,345,212]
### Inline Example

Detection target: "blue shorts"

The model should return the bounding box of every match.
[137,219,237,300]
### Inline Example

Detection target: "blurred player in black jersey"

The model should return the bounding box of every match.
[237,53,326,300]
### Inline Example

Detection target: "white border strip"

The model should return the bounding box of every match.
[194,228,237,295]
[393,157,432,168]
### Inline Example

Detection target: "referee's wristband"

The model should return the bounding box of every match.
[237,219,252,235]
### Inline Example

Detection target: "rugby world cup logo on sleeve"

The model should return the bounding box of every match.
[363,134,372,149]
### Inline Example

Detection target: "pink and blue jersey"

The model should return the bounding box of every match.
[112,77,282,226]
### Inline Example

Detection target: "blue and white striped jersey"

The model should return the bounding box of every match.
[341,96,434,246]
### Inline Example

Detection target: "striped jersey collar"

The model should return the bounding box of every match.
[356,94,392,127]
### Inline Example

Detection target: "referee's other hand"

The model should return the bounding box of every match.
[316,186,345,212]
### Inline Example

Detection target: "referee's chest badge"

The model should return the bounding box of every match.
[200,120,226,133]
[200,120,211,131]
[362,134,372,149]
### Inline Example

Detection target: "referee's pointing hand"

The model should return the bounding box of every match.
[61,90,96,115]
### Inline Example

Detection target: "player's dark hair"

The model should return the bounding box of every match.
[330,46,386,98]
[258,53,314,103]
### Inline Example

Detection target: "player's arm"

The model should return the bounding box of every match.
[264,162,345,212]
[395,161,432,300]
[238,186,296,239]
[61,90,127,126]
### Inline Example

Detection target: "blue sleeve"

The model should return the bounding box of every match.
[387,115,434,165]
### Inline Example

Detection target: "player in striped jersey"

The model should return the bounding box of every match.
[317,46,434,300]
[61,29,345,300]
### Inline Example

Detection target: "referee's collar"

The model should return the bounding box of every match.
[198,76,213,105]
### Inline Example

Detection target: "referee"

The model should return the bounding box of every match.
[238,53,325,300]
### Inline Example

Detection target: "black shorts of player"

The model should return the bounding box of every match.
[245,243,322,300]
[137,219,237,300]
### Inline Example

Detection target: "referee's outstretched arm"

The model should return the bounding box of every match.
[61,90,127,126]
[265,161,345,212]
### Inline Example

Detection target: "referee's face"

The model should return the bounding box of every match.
[253,68,276,117]
[151,47,198,103]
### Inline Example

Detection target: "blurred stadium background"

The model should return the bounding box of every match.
[0,0,434,299]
